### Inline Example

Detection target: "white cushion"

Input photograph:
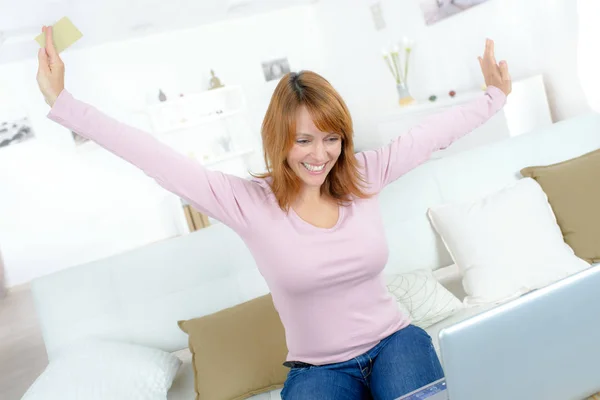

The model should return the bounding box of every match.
[23,340,182,400]
[385,269,464,328]
[427,177,590,305]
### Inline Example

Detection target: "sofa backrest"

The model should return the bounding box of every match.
[379,112,600,273]
[32,221,269,360]
[31,112,600,361]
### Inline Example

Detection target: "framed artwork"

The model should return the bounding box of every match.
[261,58,291,82]
[0,117,35,148]
[420,0,491,25]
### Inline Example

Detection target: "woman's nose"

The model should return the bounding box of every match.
[311,142,327,159]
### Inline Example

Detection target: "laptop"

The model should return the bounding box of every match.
[396,378,448,400]
[398,264,600,400]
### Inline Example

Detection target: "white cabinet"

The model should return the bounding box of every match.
[375,75,553,159]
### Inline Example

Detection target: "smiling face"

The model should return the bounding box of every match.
[286,105,342,190]
[260,71,366,210]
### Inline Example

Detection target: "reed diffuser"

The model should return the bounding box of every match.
[382,37,415,106]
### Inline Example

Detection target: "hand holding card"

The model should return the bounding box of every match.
[36,25,66,107]
[34,17,83,54]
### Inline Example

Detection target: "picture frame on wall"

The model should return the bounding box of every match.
[262,58,291,82]
[0,117,35,148]
[420,0,491,25]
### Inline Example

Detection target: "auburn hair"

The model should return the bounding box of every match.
[253,70,371,211]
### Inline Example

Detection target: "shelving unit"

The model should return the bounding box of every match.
[145,86,247,134]
[141,85,258,236]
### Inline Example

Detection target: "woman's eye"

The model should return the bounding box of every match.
[296,139,309,144]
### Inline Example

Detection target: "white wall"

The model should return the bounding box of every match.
[313,0,590,150]
[577,0,600,112]
[0,5,331,287]
[0,0,591,287]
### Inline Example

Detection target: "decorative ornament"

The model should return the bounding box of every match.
[158,89,167,102]
[208,69,224,90]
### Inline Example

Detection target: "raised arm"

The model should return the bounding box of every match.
[357,38,511,192]
[36,26,262,233]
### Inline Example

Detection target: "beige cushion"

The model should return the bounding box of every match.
[178,294,289,400]
[521,148,600,263]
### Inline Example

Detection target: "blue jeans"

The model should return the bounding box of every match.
[280,325,444,400]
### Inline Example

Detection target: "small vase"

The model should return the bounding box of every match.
[396,81,415,106]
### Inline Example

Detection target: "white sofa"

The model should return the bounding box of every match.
[30,112,600,399]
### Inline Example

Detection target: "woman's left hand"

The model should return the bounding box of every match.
[478,38,511,96]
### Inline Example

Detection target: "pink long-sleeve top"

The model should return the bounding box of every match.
[48,86,506,365]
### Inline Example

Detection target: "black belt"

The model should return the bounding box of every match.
[283,361,314,368]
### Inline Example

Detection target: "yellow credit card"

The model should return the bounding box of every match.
[34,16,83,53]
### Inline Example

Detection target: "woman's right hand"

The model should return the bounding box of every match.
[36,26,65,107]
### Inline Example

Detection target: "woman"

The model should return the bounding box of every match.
[36,25,510,400]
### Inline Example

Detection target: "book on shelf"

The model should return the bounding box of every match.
[182,204,211,232]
